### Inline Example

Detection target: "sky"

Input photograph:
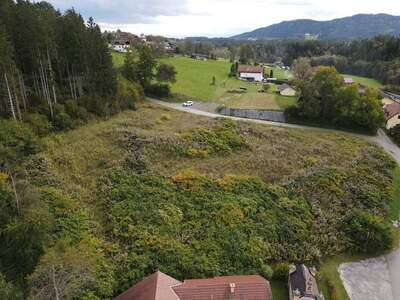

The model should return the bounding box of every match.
[47,0,400,38]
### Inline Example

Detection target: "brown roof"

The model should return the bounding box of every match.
[114,271,181,300]
[173,275,272,300]
[238,65,264,74]
[385,102,400,120]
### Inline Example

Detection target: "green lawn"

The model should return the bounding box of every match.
[112,52,125,68]
[159,56,297,111]
[159,56,233,100]
[271,281,288,300]
[341,74,383,89]
[265,66,293,80]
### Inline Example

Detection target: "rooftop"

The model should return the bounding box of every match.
[385,102,400,120]
[115,272,272,300]
[238,65,264,74]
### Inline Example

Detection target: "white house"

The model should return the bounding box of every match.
[112,42,130,53]
[238,65,264,82]
[343,77,354,85]
[385,102,400,129]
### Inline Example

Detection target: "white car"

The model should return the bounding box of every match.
[182,101,194,107]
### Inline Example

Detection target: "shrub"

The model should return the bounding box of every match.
[344,209,394,253]
[145,83,171,98]
[23,113,52,137]
[272,263,289,281]
[65,100,89,122]
[263,84,271,92]
[178,119,247,157]
[53,104,73,131]
[160,113,171,121]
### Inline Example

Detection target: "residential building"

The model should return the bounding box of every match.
[384,102,400,129]
[277,84,296,96]
[238,65,264,82]
[191,53,209,61]
[343,77,354,85]
[115,271,273,300]
[289,265,324,300]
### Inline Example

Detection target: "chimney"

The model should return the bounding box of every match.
[229,283,236,294]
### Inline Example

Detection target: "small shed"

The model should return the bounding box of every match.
[277,84,296,97]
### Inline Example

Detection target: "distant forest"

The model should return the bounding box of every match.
[179,36,400,91]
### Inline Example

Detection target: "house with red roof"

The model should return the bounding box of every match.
[114,271,273,300]
[238,65,264,82]
[384,102,400,129]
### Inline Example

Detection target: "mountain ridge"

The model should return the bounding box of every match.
[232,14,400,41]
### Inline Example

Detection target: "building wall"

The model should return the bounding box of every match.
[387,114,400,129]
[280,88,296,97]
[382,98,395,107]
[239,72,263,82]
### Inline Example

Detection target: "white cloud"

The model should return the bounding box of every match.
[48,0,400,37]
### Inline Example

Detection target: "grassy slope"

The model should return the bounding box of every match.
[39,101,395,204]
[112,52,125,68]
[265,66,293,80]
[160,56,296,110]
[341,74,383,89]
[159,56,232,100]
[271,281,288,300]
[34,102,397,298]
[389,167,400,220]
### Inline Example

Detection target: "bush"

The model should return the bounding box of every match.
[263,84,271,92]
[65,100,89,122]
[344,209,394,254]
[272,263,289,281]
[145,83,171,98]
[23,113,52,137]
[115,77,142,112]
[177,119,247,158]
[53,104,73,131]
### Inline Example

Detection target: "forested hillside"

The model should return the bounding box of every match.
[233,14,400,41]
[0,0,141,126]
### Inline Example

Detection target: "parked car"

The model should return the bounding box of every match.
[182,101,194,107]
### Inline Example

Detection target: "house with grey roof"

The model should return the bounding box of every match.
[289,265,324,300]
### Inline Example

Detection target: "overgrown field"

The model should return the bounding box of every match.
[24,102,398,298]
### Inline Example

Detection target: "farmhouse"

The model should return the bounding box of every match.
[289,265,324,300]
[384,102,400,129]
[114,271,273,300]
[238,65,264,82]
[277,84,296,96]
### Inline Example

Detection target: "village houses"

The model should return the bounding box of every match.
[114,271,273,300]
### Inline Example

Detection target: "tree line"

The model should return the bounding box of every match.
[180,36,400,90]
[0,0,141,130]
